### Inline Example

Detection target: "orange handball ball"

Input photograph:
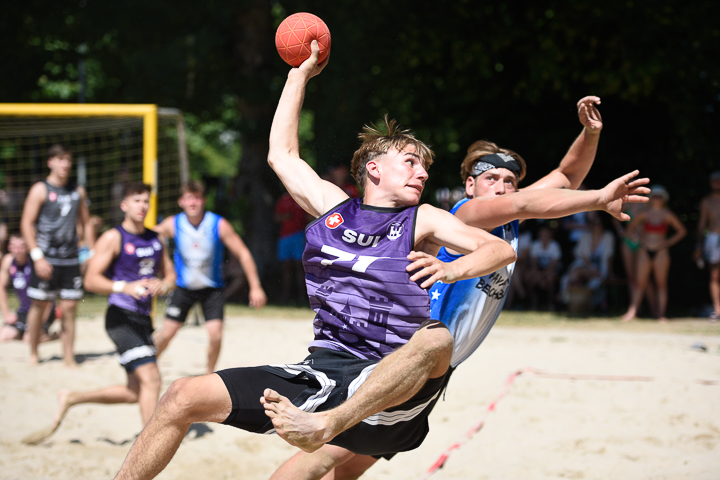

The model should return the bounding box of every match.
[275,12,331,67]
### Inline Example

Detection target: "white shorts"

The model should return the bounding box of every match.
[704,232,720,265]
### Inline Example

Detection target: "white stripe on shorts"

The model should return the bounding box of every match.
[264,363,338,435]
[27,286,55,301]
[59,289,83,300]
[347,364,377,398]
[361,390,441,426]
[347,363,439,426]
[118,345,156,365]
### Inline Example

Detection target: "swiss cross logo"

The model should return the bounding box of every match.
[325,213,344,229]
[124,243,136,255]
[49,191,57,202]
[9,265,16,275]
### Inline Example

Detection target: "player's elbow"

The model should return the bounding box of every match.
[82,273,101,294]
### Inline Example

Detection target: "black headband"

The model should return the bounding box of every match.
[471,153,521,176]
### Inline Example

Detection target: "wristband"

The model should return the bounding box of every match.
[30,247,45,261]
[112,281,127,293]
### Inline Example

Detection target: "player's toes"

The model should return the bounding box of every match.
[263,388,284,403]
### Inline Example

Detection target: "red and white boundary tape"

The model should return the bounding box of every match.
[419,367,718,479]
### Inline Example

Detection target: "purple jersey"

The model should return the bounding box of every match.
[9,258,32,313]
[107,226,163,316]
[305,198,430,360]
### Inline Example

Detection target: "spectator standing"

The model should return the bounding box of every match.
[621,185,686,322]
[274,191,309,305]
[613,201,657,315]
[694,171,720,320]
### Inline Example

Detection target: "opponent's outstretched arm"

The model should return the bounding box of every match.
[523,96,602,191]
[457,170,650,230]
[268,41,347,218]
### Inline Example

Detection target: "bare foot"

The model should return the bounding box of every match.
[620,310,636,322]
[40,332,60,343]
[22,389,72,445]
[54,389,73,427]
[63,358,78,369]
[658,317,669,324]
[29,354,39,365]
[260,388,335,453]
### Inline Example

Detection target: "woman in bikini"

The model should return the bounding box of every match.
[613,201,658,316]
[621,185,686,322]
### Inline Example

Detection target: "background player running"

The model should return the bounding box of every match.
[152,180,267,374]
[111,41,515,480]
[20,143,94,367]
[22,182,175,445]
[0,233,58,343]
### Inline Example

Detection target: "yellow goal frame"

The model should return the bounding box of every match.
[0,103,159,227]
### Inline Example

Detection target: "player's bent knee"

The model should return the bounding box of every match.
[414,320,453,354]
[159,377,196,418]
[160,375,226,423]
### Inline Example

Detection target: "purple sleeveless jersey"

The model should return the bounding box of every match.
[305,198,430,360]
[9,258,32,313]
[107,226,163,316]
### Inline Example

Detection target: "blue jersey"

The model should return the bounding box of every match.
[305,198,430,361]
[429,198,519,367]
[107,226,163,316]
[174,212,225,290]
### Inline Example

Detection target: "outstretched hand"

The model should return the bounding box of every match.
[578,96,602,134]
[600,171,650,221]
[291,40,330,81]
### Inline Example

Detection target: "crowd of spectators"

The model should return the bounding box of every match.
[504,184,696,318]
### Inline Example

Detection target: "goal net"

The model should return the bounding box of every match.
[0,105,188,247]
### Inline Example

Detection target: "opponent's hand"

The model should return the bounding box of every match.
[293,40,330,81]
[125,279,151,300]
[599,170,651,221]
[578,96,603,134]
[407,251,457,289]
[249,286,267,309]
[33,257,53,280]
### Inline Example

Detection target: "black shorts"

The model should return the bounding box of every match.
[27,263,83,301]
[105,305,156,373]
[216,348,451,457]
[5,311,28,337]
[165,287,225,323]
[6,307,55,339]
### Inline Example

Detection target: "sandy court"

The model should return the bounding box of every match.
[0,308,719,480]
